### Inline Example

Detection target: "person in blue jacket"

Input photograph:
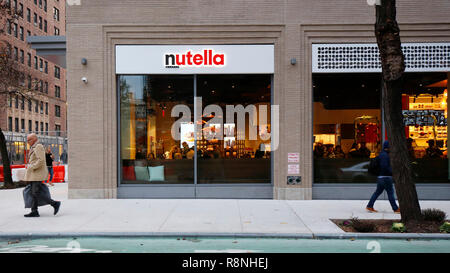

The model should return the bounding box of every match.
[366,141,400,213]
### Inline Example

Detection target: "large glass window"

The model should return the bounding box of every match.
[196,75,271,184]
[119,74,272,185]
[313,72,449,184]
[313,73,381,183]
[402,73,448,183]
[119,75,194,184]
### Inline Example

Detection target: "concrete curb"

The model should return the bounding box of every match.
[0,232,449,240]
[312,233,450,240]
[0,232,314,239]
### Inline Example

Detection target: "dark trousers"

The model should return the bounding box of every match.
[31,181,55,212]
[47,167,54,182]
[367,176,399,211]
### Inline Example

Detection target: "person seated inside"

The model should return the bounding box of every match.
[170,146,183,159]
[406,138,416,160]
[212,149,221,159]
[357,142,371,158]
[147,152,156,160]
[324,145,336,158]
[334,145,346,158]
[348,142,360,158]
[425,139,443,158]
[181,142,190,158]
[313,141,325,158]
[186,148,195,159]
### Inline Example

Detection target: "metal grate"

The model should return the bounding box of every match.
[312,43,450,73]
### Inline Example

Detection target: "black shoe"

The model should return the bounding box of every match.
[52,201,61,215]
[24,211,40,217]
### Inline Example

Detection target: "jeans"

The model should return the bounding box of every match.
[367,176,399,211]
[31,181,56,212]
[47,167,54,183]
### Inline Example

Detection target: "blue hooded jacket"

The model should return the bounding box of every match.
[378,141,392,176]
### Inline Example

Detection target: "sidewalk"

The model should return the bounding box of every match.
[0,183,449,239]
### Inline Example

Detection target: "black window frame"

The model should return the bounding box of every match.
[54,66,60,79]
[55,85,60,98]
[15,118,19,132]
[53,7,59,21]
[13,47,18,61]
[55,124,61,137]
[27,74,32,89]
[55,105,61,117]
[13,23,18,38]
[19,49,24,64]
[18,2,23,17]
[8,117,13,132]
[27,53,31,67]
[19,26,24,40]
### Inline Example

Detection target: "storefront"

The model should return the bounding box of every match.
[66,0,450,200]
[116,45,275,198]
[311,43,450,199]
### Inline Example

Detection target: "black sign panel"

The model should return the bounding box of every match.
[402,110,447,126]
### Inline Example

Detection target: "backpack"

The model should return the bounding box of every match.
[368,156,380,176]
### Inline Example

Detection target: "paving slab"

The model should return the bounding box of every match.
[0,183,449,238]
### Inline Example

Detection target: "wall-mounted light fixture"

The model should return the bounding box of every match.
[366,0,381,6]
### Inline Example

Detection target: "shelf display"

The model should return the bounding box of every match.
[203,123,221,140]
[402,90,448,151]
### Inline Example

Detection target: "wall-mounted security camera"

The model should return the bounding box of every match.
[81,77,88,84]
[67,0,82,6]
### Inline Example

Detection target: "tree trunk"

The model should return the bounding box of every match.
[375,0,422,222]
[0,128,14,188]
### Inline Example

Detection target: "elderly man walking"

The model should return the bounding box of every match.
[23,134,61,217]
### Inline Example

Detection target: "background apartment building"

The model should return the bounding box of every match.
[0,0,66,164]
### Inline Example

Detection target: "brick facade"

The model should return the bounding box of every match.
[1,0,66,136]
[66,0,450,199]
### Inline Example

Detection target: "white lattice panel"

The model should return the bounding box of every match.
[312,43,450,73]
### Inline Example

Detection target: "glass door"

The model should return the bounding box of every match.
[196,75,272,184]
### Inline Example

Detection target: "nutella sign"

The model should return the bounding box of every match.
[116,45,274,74]
[165,49,225,68]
